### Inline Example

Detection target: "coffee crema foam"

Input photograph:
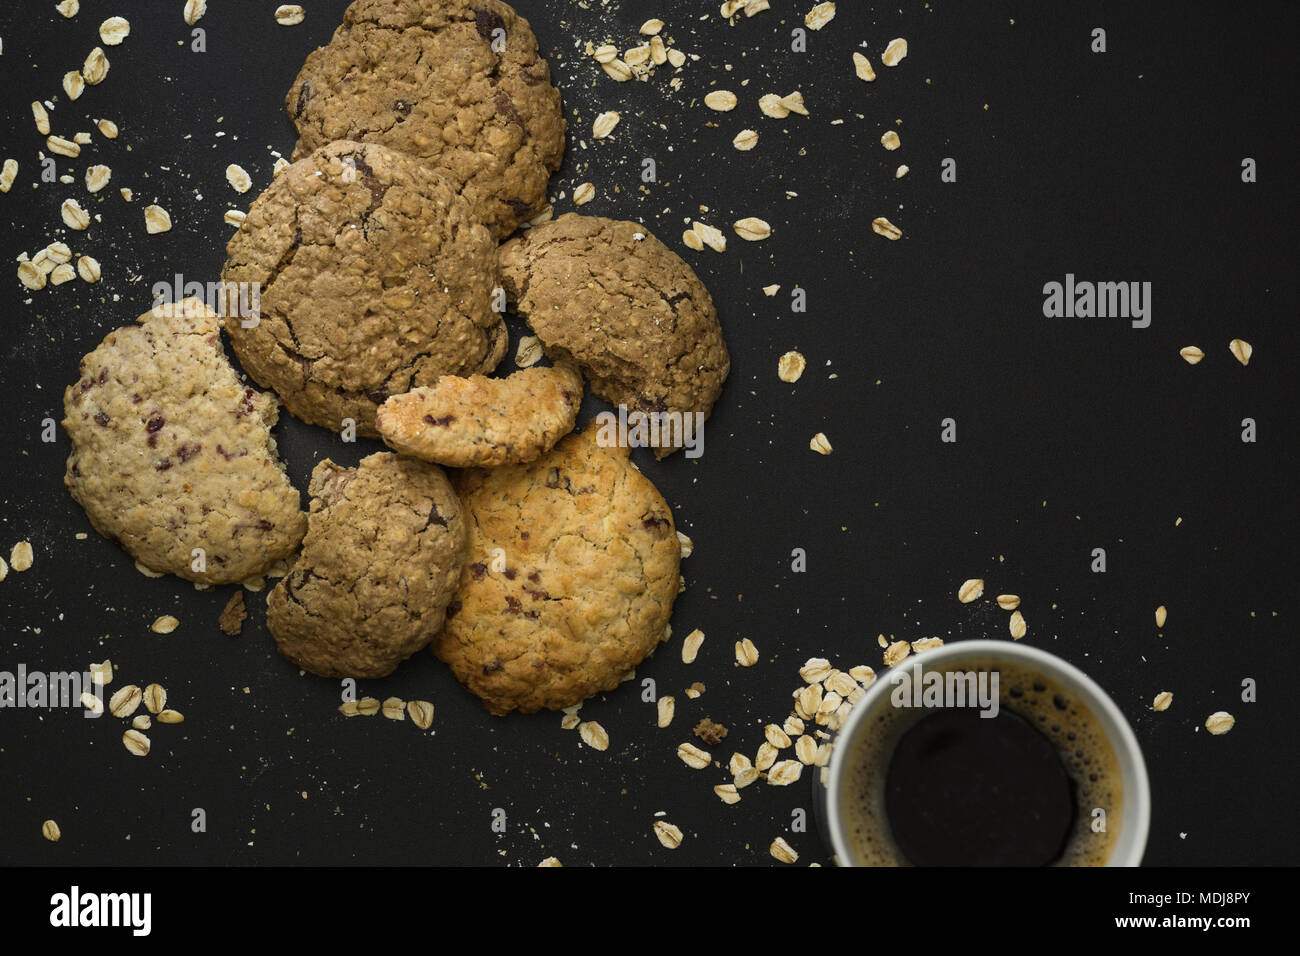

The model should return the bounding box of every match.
[838,658,1123,867]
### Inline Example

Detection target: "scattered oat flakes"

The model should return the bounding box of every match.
[109,685,142,718]
[80,692,102,713]
[99,16,130,45]
[764,724,791,749]
[10,541,34,572]
[225,164,253,193]
[157,709,184,724]
[732,129,759,151]
[355,697,380,716]
[849,665,876,686]
[578,720,609,751]
[63,71,85,101]
[996,594,1020,610]
[120,187,133,201]
[754,741,777,771]
[133,714,151,730]
[50,263,77,286]
[881,130,901,150]
[89,660,112,685]
[805,2,836,30]
[682,229,703,251]
[1228,338,1252,366]
[85,164,112,193]
[958,578,984,603]
[780,91,808,115]
[592,111,620,139]
[704,90,738,112]
[685,681,705,699]
[912,637,944,654]
[404,700,433,729]
[97,118,119,139]
[690,221,726,253]
[0,159,16,194]
[657,695,675,728]
[572,182,595,206]
[17,262,44,291]
[677,741,712,769]
[223,209,247,227]
[871,217,902,240]
[338,701,360,717]
[32,102,51,136]
[883,640,911,667]
[809,432,832,455]
[624,44,650,68]
[714,783,740,805]
[653,820,683,849]
[184,0,207,26]
[734,638,759,667]
[150,614,179,634]
[272,158,290,176]
[853,52,876,82]
[144,205,172,233]
[795,734,818,764]
[538,856,561,866]
[275,4,305,25]
[758,93,789,119]
[43,820,61,843]
[1204,711,1235,735]
[601,58,632,82]
[381,697,405,720]
[640,18,664,36]
[48,135,80,158]
[733,217,771,241]
[800,658,832,683]
[667,48,686,68]
[1009,610,1027,640]
[1155,605,1167,628]
[775,350,808,385]
[767,759,803,786]
[1152,692,1173,712]
[882,38,909,67]
[895,164,910,179]
[83,47,109,85]
[560,712,580,730]
[122,729,150,757]
[142,684,166,714]
[681,628,705,664]
[770,836,798,864]
[1178,345,1205,365]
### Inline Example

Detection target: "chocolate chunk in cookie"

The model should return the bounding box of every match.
[287,0,565,238]
[498,214,730,457]
[62,298,306,585]
[376,363,582,467]
[432,421,681,714]
[268,453,467,679]
[222,140,505,436]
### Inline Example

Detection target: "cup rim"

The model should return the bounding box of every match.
[825,639,1151,866]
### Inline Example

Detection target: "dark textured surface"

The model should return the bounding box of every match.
[0,1,1295,867]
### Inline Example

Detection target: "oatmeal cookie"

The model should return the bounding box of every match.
[268,453,467,679]
[376,363,582,467]
[62,298,306,585]
[433,421,681,714]
[497,214,729,457]
[222,140,505,437]
[287,0,565,238]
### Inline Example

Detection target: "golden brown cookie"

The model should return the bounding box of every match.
[433,421,681,714]
[222,140,505,437]
[375,364,582,467]
[62,298,306,585]
[268,453,467,679]
[498,214,729,457]
[287,0,565,238]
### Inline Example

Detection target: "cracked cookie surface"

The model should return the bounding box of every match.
[268,453,467,678]
[222,140,505,437]
[433,420,681,715]
[498,214,730,457]
[376,363,582,467]
[287,0,565,239]
[62,298,306,585]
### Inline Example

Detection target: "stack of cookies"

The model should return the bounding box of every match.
[62,0,730,716]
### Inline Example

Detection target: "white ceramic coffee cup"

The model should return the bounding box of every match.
[816,640,1151,866]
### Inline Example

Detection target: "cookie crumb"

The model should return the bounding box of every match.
[693,718,728,746]
[218,591,246,635]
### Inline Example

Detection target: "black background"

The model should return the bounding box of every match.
[1,0,1296,869]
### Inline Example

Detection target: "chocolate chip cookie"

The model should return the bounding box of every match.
[432,421,681,715]
[375,363,582,467]
[62,298,306,585]
[268,453,467,679]
[222,140,505,437]
[287,0,566,238]
[497,214,730,457]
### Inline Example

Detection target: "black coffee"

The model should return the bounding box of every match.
[883,708,1076,866]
